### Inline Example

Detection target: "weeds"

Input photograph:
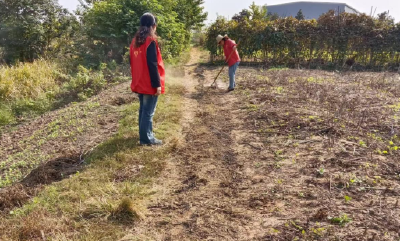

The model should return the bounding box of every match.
[110,197,144,224]
[329,214,352,226]
[344,195,352,203]
[0,60,127,126]
[317,167,326,176]
[0,60,59,101]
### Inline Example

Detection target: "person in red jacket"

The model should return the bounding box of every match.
[130,13,165,145]
[216,35,241,91]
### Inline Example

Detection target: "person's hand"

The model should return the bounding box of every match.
[155,87,162,96]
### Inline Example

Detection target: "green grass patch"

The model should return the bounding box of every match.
[0,60,129,126]
[0,81,185,240]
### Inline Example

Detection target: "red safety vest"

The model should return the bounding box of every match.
[130,37,165,95]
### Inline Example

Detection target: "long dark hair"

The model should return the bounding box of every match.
[134,13,157,48]
[134,26,157,48]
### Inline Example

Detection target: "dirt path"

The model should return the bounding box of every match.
[119,49,400,241]
[115,49,269,241]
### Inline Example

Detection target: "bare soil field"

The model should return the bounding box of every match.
[1,49,400,240]
[129,65,400,240]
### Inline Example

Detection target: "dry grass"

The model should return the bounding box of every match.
[0,60,60,101]
[0,80,186,240]
[0,59,129,126]
[110,197,145,224]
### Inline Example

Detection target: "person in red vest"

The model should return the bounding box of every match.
[130,13,165,145]
[216,34,241,92]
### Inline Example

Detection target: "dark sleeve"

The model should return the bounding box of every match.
[146,41,161,88]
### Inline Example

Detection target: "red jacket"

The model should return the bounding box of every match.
[223,39,241,67]
[130,37,165,95]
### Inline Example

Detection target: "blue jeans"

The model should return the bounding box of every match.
[229,62,240,89]
[138,94,159,144]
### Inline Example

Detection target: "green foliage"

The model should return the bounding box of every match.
[0,60,124,126]
[329,214,352,226]
[295,9,305,21]
[79,0,206,65]
[232,9,251,22]
[0,105,15,125]
[11,97,53,117]
[0,0,207,125]
[249,2,267,21]
[0,0,207,66]
[344,195,352,203]
[206,4,400,70]
[0,60,60,101]
[317,167,325,176]
[65,65,106,100]
[192,28,207,47]
[175,0,208,31]
[0,0,78,63]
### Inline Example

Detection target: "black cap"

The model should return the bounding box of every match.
[140,13,156,27]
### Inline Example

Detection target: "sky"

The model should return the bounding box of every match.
[59,0,399,23]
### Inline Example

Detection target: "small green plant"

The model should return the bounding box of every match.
[317,167,325,176]
[359,140,367,148]
[329,214,352,226]
[274,86,284,94]
[270,228,280,234]
[344,195,352,203]
[310,227,326,236]
[247,104,259,112]
[275,150,283,156]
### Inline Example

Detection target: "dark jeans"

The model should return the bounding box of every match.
[138,94,159,145]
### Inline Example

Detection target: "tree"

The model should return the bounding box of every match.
[232,9,251,22]
[249,2,267,21]
[267,12,281,21]
[174,0,208,31]
[80,0,205,65]
[377,11,395,25]
[295,9,305,20]
[0,0,76,63]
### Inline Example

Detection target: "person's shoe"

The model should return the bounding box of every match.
[228,88,235,92]
[151,139,163,146]
[140,139,163,146]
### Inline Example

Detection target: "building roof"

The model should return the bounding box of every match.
[264,1,360,19]
[265,1,359,13]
